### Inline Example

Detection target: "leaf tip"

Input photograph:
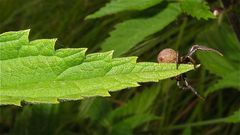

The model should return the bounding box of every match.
[21,29,31,38]
[23,29,31,33]
[51,38,58,42]
[108,50,115,56]
[131,56,138,63]
[85,15,94,20]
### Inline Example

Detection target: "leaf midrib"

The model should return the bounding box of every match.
[1,63,190,90]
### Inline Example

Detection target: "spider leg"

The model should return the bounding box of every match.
[176,51,180,69]
[177,80,189,91]
[186,56,197,69]
[187,45,223,57]
[175,74,205,100]
[176,75,188,90]
[183,78,205,101]
[177,79,184,89]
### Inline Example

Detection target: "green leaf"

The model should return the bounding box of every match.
[182,127,191,135]
[104,85,161,125]
[224,109,240,123]
[110,114,160,135]
[180,0,215,20]
[86,0,163,19]
[100,85,161,134]
[197,53,235,77]
[197,23,240,77]
[101,3,181,56]
[11,105,60,135]
[79,97,112,121]
[197,24,240,62]
[205,71,240,96]
[0,30,194,106]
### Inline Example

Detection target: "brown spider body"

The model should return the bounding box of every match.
[158,45,223,100]
[157,48,177,63]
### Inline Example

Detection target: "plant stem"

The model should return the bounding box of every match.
[221,0,240,41]
[174,17,187,50]
[164,118,226,130]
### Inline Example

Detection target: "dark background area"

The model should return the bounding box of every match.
[0,0,239,135]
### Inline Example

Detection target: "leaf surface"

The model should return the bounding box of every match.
[197,53,235,77]
[205,71,240,96]
[224,109,240,123]
[0,30,194,106]
[197,23,240,77]
[101,3,181,56]
[86,0,163,19]
[110,114,159,135]
[104,85,160,125]
[180,0,215,20]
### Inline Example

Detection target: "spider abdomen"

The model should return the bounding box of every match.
[157,48,177,63]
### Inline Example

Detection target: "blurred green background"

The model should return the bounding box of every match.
[0,0,239,135]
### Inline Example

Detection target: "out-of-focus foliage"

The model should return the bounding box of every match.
[197,24,240,77]
[0,0,239,135]
[101,3,181,56]
[196,23,240,96]
[86,0,164,19]
[87,0,214,56]
[225,109,240,123]
[180,0,215,20]
[206,71,240,95]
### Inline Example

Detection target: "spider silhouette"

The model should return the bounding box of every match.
[158,45,223,100]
